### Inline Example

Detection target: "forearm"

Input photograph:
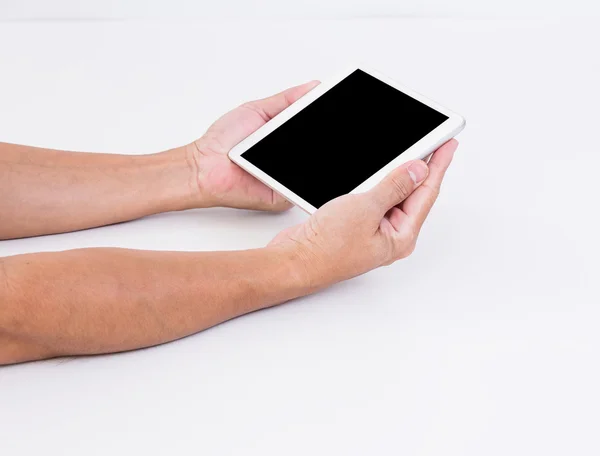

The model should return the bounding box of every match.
[0,142,199,239]
[0,246,309,365]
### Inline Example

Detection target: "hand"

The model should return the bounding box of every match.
[270,140,458,289]
[189,81,320,211]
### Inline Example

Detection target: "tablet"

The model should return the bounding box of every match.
[228,66,465,213]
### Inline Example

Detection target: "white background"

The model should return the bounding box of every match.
[1,2,600,456]
[1,0,599,19]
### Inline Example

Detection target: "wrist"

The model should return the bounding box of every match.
[264,243,326,297]
[156,143,221,210]
[178,141,235,209]
[142,146,200,212]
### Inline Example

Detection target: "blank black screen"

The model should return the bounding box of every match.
[242,69,448,208]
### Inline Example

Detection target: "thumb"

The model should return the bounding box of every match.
[200,81,320,154]
[368,160,429,213]
[250,80,320,120]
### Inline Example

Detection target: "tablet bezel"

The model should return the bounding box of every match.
[228,65,466,214]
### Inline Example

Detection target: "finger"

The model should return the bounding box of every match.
[386,206,410,233]
[367,160,429,215]
[269,221,304,246]
[402,139,458,230]
[262,193,293,212]
[200,80,321,154]
[246,80,321,120]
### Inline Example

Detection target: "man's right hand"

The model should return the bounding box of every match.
[270,139,458,290]
[0,139,457,365]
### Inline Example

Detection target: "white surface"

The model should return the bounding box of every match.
[1,18,599,456]
[1,0,600,20]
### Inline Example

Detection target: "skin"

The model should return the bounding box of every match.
[0,81,458,365]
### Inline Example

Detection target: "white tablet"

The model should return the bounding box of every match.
[229,66,465,214]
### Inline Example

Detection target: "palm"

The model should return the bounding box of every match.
[193,81,319,211]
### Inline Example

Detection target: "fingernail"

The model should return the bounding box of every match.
[408,161,428,184]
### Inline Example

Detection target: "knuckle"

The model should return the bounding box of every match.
[394,240,415,260]
[401,243,416,259]
[393,227,418,259]
[390,175,412,199]
[398,232,416,250]
[428,159,449,180]
[423,182,440,202]
[240,102,269,121]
